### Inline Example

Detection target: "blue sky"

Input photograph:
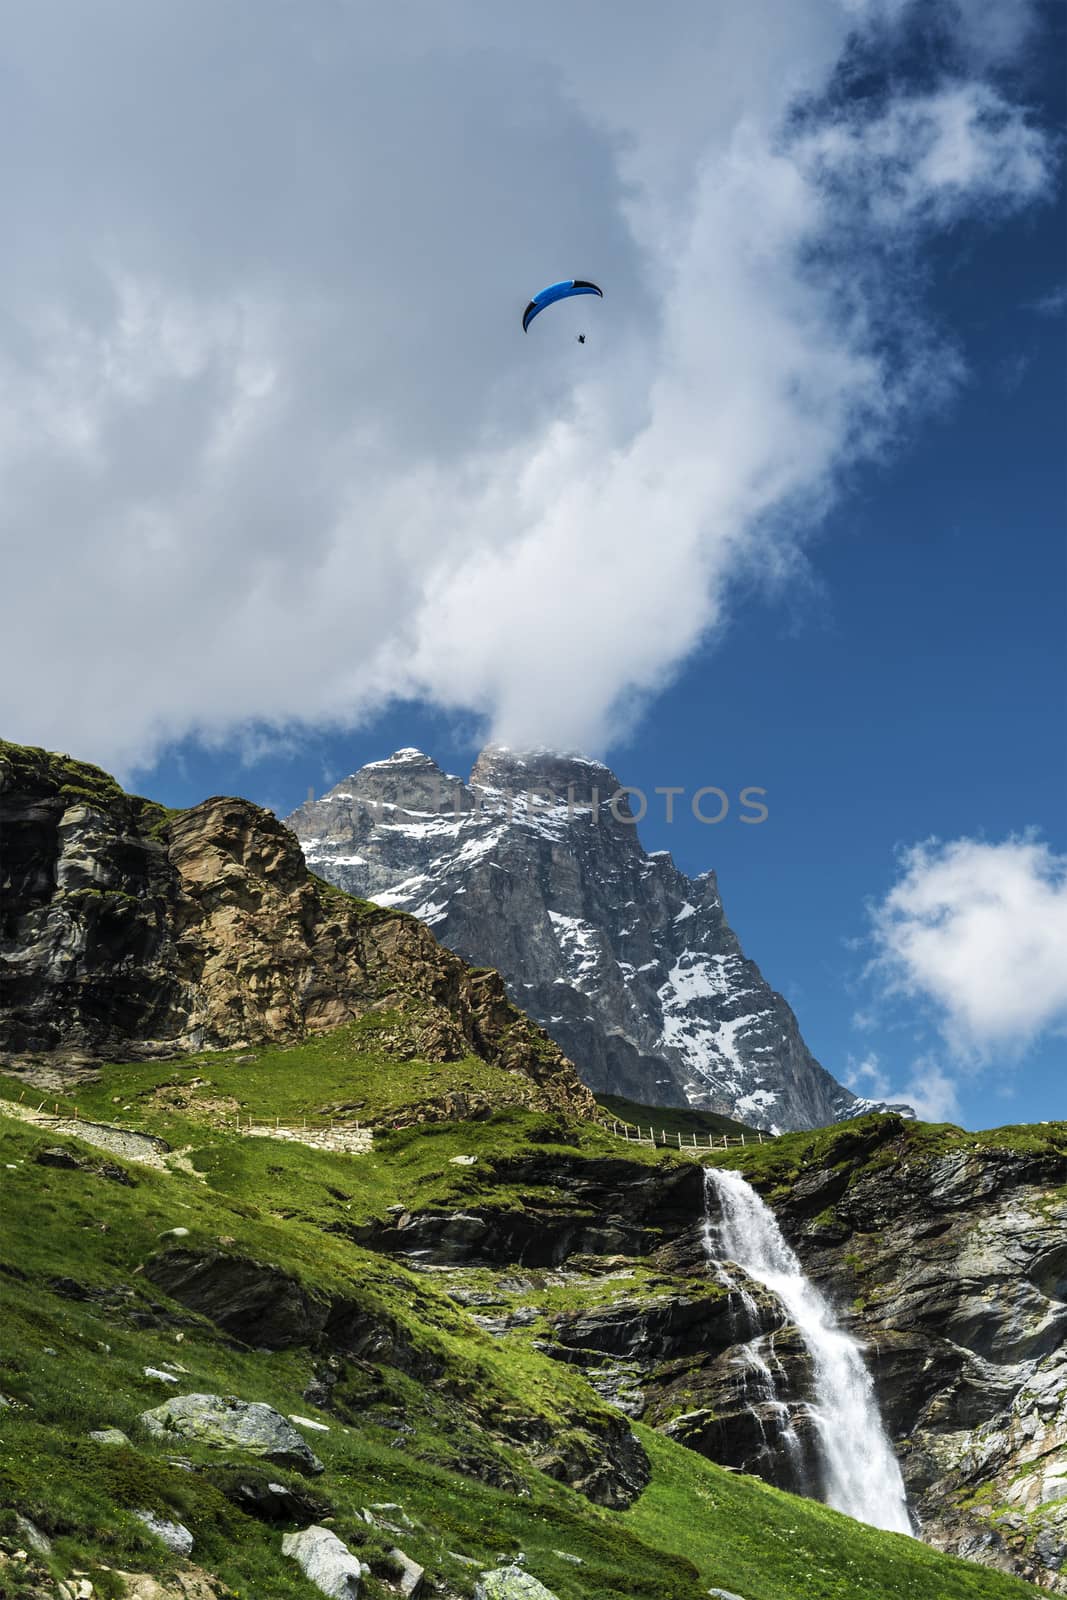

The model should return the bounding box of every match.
[2,1,1064,1129]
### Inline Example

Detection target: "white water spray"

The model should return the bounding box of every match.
[704,1166,911,1535]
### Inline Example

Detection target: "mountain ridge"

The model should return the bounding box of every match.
[287,744,911,1133]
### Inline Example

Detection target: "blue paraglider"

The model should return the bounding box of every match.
[522,278,603,333]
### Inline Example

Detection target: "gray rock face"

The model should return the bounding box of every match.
[769,1127,1067,1593]
[139,1393,324,1475]
[287,746,908,1131]
[351,1113,1066,1593]
[282,1526,363,1598]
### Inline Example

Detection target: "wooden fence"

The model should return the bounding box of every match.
[6,1090,85,1122]
[598,1117,772,1151]
[234,1115,364,1133]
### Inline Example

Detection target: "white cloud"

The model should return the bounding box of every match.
[1028,284,1067,316]
[867,835,1067,1058]
[793,82,1051,230]
[0,1,1053,773]
[895,1060,963,1123]
[847,1049,962,1122]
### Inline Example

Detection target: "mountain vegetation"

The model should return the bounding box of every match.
[0,740,1061,1598]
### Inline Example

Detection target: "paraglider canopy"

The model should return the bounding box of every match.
[522,278,603,333]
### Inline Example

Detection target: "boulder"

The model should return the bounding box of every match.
[226,1476,326,1525]
[389,1547,425,1596]
[282,1525,363,1597]
[33,1145,136,1185]
[34,1146,84,1170]
[134,1510,194,1555]
[89,1426,131,1446]
[12,1513,51,1555]
[474,1568,560,1600]
[140,1394,324,1474]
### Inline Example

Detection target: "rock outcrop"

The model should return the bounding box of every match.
[287,746,909,1131]
[0,741,593,1120]
[768,1120,1067,1592]
[141,1243,650,1510]
[349,1114,1067,1593]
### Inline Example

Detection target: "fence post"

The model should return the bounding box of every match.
[741,1133,746,1145]
[722,1134,727,1149]
[758,1131,764,1144]
[677,1131,682,1149]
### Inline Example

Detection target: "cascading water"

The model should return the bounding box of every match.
[704,1166,912,1535]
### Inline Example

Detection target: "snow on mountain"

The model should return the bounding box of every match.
[285,747,912,1132]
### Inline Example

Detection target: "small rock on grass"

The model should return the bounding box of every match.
[290,1413,330,1432]
[134,1510,194,1555]
[89,1426,131,1446]
[282,1525,363,1598]
[474,1567,560,1600]
[390,1547,425,1597]
[12,1513,51,1555]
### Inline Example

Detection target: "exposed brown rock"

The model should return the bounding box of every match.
[0,744,593,1119]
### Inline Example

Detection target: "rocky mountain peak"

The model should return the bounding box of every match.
[322,747,455,811]
[470,745,624,806]
[289,745,910,1131]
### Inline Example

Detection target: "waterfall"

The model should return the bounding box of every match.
[704,1166,912,1535]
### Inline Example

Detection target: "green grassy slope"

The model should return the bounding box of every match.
[707,1108,1067,1194]
[0,1044,1046,1599]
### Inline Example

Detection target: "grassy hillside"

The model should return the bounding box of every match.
[0,1042,1045,1599]
[709,1107,1067,1194]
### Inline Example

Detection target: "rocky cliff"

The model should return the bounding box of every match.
[770,1118,1067,1589]
[344,1112,1067,1593]
[286,745,909,1132]
[0,740,592,1118]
